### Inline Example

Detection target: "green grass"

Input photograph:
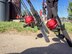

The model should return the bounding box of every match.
[0,22,38,32]
[64,22,72,33]
[0,22,72,33]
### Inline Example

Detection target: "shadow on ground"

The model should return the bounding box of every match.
[8,41,72,54]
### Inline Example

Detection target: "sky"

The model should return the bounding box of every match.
[21,0,69,18]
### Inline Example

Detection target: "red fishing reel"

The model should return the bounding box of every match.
[46,18,58,30]
[24,15,34,25]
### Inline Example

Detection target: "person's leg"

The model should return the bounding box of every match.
[53,0,62,26]
[46,0,61,29]
[46,0,53,19]
[46,0,58,19]
[52,1,58,17]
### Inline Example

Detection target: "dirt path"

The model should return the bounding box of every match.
[0,31,72,54]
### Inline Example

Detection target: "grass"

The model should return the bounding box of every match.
[0,21,38,32]
[0,22,72,33]
[64,22,72,33]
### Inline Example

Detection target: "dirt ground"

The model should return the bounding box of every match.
[0,31,72,54]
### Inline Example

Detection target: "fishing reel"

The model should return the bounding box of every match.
[46,18,58,31]
[46,18,65,38]
[23,15,35,28]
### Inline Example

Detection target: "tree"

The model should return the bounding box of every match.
[68,2,72,21]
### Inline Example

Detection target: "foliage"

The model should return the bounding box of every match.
[68,2,72,20]
[64,22,72,33]
[0,22,72,33]
[0,22,38,32]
